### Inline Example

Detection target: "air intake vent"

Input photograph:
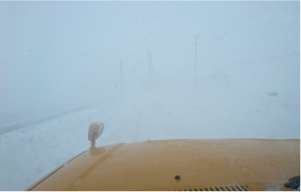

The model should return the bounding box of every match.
[175,184,251,191]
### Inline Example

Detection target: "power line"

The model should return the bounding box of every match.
[198,3,284,41]
[157,7,298,58]
[198,7,299,46]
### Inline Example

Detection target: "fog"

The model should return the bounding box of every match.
[0,1,299,135]
[0,1,300,190]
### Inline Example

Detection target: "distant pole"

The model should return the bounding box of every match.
[194,36,199,89]
[120,60,123,92]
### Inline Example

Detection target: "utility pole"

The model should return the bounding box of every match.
[194,36,199,89]
[120,60,123,92]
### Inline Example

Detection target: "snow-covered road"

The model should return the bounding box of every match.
[0,81,299,190]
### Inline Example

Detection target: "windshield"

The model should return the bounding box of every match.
[0,1,299,190]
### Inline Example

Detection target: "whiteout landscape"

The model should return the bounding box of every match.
[0,1,299,190]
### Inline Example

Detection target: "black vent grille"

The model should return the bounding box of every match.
[175,184,251,191]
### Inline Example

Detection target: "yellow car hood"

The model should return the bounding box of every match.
[27,139,299,191]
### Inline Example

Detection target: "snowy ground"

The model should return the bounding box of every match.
[0,79,299,190]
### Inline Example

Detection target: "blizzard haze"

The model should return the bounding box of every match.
[0,1,300,190]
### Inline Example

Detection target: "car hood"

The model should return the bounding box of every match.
[27,139,299,191]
